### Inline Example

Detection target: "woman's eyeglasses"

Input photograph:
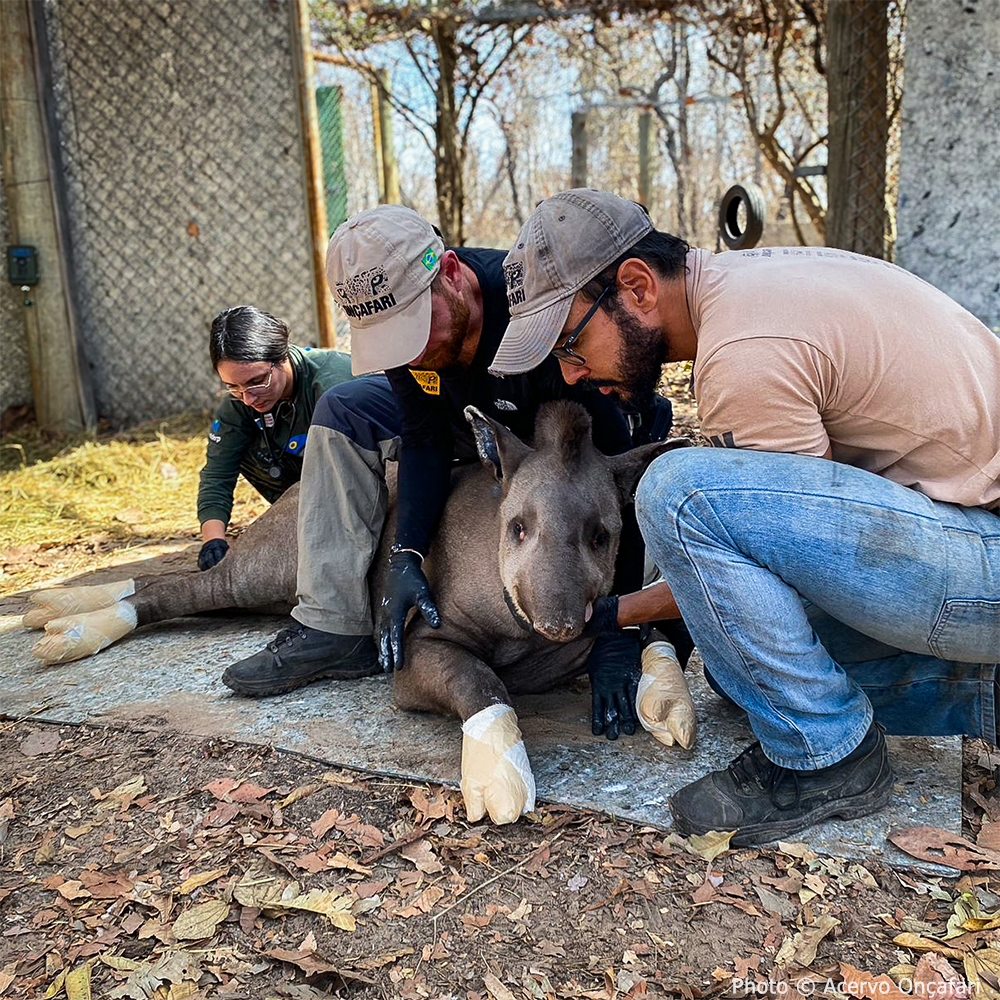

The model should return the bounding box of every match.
[550,282,614,367]
[223,363,275,399]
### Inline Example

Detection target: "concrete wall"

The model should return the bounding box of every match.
[0,166,34,420]
[895,0,1000,331]
[35,0,319,427]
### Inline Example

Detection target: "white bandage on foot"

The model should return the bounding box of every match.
[32,601,139,664]
[23,580,136,628]
[460,703,536,825]
[636,640,697,749]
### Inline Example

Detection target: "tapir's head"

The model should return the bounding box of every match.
[465,401,688,642]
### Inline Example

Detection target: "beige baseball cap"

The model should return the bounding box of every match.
[489,189,653,375]
[326,205,445,375]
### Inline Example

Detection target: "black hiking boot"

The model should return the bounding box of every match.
[222,622,379,697]
[670,722,893,847]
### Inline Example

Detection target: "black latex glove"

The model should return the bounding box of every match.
[198,538,229,571]
[583,594,620,636]
[587,631,641,740]
[378,550,441,672]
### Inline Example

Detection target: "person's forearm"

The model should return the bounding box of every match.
[617,581,680,626]
[201,519,227,544]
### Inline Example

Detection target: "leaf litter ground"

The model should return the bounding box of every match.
[4,369,1000,996]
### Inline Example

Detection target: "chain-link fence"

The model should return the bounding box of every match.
[36,0,318,427]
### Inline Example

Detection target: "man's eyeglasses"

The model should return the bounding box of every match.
[550,282,615,367]
[223,363,275,399]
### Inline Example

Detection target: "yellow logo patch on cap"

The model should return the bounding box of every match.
[421,246,439,270]
[410,370,440,395]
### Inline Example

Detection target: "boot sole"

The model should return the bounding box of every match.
[222,662,381,697]
[673,766,895,848]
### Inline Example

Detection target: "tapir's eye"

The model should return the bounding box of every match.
[592,527,610,549]
[510,519,526,543]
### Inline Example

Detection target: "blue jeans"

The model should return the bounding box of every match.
[634,448,1000,770]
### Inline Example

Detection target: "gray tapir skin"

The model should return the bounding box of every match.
[27,402,687,726]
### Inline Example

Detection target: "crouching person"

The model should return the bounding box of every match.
[490,188,1000,846]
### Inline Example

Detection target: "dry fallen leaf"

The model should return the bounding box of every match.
[176,867,229,895]
[19,729,61,757]
[889,827,1000,871]
[686,829,735,862]
[775,913,839,968]
[839,962,909,1000]
[913,952,971,998]
[483,972,517,1000]
[400,839,444,874]
[171,898,229,940]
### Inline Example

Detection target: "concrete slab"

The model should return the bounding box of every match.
[0,609,959,873]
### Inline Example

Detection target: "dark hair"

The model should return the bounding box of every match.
[580,229,691,311]
[209,305,290,369]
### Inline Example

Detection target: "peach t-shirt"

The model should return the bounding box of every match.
[687,246,1000,509]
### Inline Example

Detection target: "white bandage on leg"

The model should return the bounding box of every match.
[23,580,136,628]
[460,703,536,825]
[636,640,697,749]
[32,602,138,665]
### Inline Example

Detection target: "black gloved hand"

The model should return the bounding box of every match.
[377,550,441,672]
[582,594,620,636]
[586,631,641,740]
[198,538,229,571]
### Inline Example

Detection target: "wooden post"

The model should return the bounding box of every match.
[0,0,94,432]
[827,0,888,257]
[289,0,336,348]
[373,69,399,205]
[571,109,588,189]
[638,110,652,208]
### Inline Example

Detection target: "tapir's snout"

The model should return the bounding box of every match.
[507,580,594,642]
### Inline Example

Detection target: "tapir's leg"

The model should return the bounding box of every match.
[394,637,536,825]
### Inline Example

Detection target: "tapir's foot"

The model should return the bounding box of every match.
[32,602,138,664]
[222,622,380,697]
[461,704,537,825]
[637,639,697,749]
[23,579,136,628]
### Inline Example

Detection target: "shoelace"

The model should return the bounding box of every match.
[726,743,802,812]
[266,624,307,653]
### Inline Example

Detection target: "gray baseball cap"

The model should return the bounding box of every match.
[326,205,445,375]
[489,189,653,375]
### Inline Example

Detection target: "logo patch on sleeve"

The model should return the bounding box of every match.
[285,433,307,454]
[410,370,441,395]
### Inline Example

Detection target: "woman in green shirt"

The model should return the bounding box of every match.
[197,305,353,569]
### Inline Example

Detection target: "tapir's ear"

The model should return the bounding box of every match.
[607,437,691,504]
[465,405,532,483]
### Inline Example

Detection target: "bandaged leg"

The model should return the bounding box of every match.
[33,602,138,664]
[461,703,536,825]
[23,580,136,628]
[637,639,697,749]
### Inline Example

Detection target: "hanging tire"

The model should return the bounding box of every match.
[718,183,766,250]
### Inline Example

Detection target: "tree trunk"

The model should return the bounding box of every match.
[826,0,888,257]
[431,19,464,245]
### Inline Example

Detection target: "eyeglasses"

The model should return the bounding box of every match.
[550,282,615,367]
[222,363,275,399]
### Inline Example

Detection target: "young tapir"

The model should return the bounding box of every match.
[24,401,692,824]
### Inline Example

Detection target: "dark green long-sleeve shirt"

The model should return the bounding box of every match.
[197,345,354,526]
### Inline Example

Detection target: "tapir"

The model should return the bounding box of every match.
[24,401,693,823]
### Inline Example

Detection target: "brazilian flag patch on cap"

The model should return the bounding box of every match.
[421,246,439,270]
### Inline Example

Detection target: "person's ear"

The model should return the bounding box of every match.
[438,249,462,291]
[616,259,657,314]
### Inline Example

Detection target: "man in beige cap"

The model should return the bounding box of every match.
[490,187,1000,846]
[224,204,671,742]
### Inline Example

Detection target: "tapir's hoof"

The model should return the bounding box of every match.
[460,704,537,825]
[24,580,136,629]
[32,603,138,665]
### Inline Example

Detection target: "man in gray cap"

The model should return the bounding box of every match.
[490,187,1000,846]
[224,204,669,742]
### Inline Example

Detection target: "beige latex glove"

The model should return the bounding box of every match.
[636,640,697,749]
[33,602,138,665]
[23,580,136,628]
[460,703,536,825]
